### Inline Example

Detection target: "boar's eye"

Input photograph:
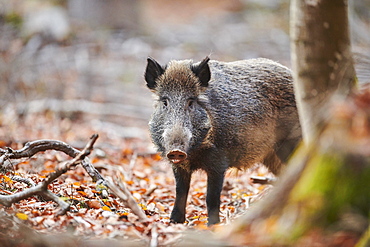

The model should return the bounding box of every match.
[160,97,169,107]
[187,98,196,110]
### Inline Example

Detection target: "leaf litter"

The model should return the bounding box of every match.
[0,112,273,246]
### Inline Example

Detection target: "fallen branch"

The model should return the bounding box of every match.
[105,177,147,221]
[11,175,36,187]
[0,134,150,221]
[0,134,99,215]
[0,137,104,183]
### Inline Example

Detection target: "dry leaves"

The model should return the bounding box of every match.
[0,112,273,245]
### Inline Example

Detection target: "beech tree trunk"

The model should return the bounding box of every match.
[290,0,356,143]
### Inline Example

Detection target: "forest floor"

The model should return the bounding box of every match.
[0,111,274,246]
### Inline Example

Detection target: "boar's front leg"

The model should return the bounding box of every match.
[170,167,192,223]
[206,168,226,225]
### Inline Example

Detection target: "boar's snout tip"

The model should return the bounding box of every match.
[167,150,187,164]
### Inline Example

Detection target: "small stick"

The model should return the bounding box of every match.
[105,177,147,221]
[150,223,159,247]
[250,176,276,184]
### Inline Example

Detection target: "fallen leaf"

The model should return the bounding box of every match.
[102,205,111,211]
[77,190,88,197]
[16,212,28,220]
[86,200,101,209]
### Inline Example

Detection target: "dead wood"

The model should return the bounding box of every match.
[0,134,99,215]
[105,177,147,222]
[250,176,276,185]
[0,137,104,183]
[0,134,148,221]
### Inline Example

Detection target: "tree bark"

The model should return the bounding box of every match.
[290,0,356,143]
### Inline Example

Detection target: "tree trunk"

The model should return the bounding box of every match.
[290,0,356,143]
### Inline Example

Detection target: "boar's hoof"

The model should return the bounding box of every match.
[167,150,187,164]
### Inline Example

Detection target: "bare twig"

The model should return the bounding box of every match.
[150,223,159,247]
[11,175,36,187]
[127,152,138,181]
[250,176,276,184]
[0,137,104,183]
[0,134,99,214]
[0,134,149,221]
[105,177,147,221]
[144,185,158,197]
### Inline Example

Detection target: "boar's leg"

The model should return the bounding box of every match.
[206,168,226,225]
[170,167,192,223]
[263,151,283,175]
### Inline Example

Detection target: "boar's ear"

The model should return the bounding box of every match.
[145,57,165,90]
[191,56,211,87]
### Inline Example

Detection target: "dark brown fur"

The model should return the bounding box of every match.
[145,57,301,225]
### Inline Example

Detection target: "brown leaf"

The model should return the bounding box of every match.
[86,200,101,209]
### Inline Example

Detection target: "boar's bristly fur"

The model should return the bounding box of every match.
[144,56,301,225]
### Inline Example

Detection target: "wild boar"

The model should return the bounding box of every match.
[144,56,301,225]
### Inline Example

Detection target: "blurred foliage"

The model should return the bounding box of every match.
[0,0,368,128]
[2,12,23,29]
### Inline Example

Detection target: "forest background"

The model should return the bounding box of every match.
[0,0,369,246]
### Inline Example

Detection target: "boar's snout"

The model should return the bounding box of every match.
[167,150,187,164]
[162,123,192,164]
